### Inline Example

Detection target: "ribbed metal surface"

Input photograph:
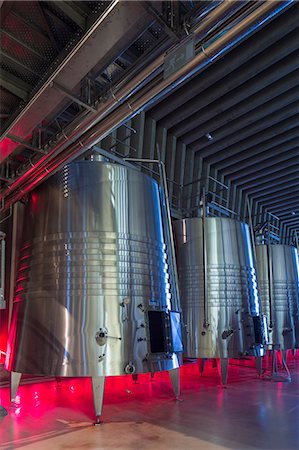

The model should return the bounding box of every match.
[255,244,299,350]
[174,217,262,358]
[5,161,181,377]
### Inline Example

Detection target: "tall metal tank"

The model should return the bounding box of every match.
[255,244,299,350]
[5,160,182,421]
[174,217,264,381]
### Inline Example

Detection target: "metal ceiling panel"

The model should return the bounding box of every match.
[0,1,153,163]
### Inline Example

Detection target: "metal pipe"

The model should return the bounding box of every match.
[1,0,238,195]
[154,5,298,125]
[247,197,258,267]
[0,232,5,309]
[1,1,293,209]
[0,0,121,141]
[202,186,209,328]
[124,155,181,313]
[190,0,250,42]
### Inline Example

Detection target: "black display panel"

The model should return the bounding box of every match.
[148,311,167,353]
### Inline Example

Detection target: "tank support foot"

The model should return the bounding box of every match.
[198,358,205,375]
[91,376,105,424]
[282,350,287,364]
[132,374,138,383]
[212,358,218,368]
[10,372,22,402]
[269,349,291,382]
[292,349,296,357]
[255,356,263,377]
[217,358,228,386]
[169,367,181,400]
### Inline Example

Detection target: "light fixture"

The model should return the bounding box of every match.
[205,133,213,141]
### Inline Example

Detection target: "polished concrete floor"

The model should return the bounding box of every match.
[0,355,298,450]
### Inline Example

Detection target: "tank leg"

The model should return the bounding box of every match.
[132,374,138,383]
[272,348,278,374]
[255,356,263,377]
[282,349,287,365]
[10,372,22,402]
[169,367,181,400]
[212,358,218,368]
[198,358,205,375]
[0,405,8,420]
[281,350,291,382]
[292,349,296,357]
[91,376,105,425]
[270,349,291,382]
[217,358,228,386]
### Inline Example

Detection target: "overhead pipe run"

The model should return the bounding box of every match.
[0,0,155,162]
[0,1,293,210]
[0,0,242,206]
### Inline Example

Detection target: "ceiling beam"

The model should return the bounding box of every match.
[221,146,299,181]
[151,5,299,122]
[0,49,41,77]
[174,50,299,141]
[0,1,14,26]
[0,68,31,100]
[218,131,299,175]
[231,159,299,185]
[193,108,299,157]
[245,174,299,196]
[268,202,299,215]
[36,0,59,51]
[183,84,299,147]
[0,1,153,163]
[283,225,299,233]
[280,217,299,226]
[260,195,299,209]
[53,1,86,29]
[250,182,299,202]
[10,9,52,43]
[0,27,49,62]
[0,113,10,119]
[229,166,299,191]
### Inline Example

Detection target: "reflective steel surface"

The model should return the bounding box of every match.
[255,244,299,350]
[174,217,262,358]
[5,161,181,377]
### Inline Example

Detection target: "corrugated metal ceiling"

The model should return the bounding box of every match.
[146,2,299,240]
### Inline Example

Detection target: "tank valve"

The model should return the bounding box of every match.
[95,328,108,346]
[222,329,234,340]
[120,297,131,307]
[124,362,136,374]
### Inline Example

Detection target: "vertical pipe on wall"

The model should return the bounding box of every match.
[0,234,5,310]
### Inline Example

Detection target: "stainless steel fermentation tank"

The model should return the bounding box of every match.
[255,244,299,350]
[174,217,265,383]
[5,161,182,421]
